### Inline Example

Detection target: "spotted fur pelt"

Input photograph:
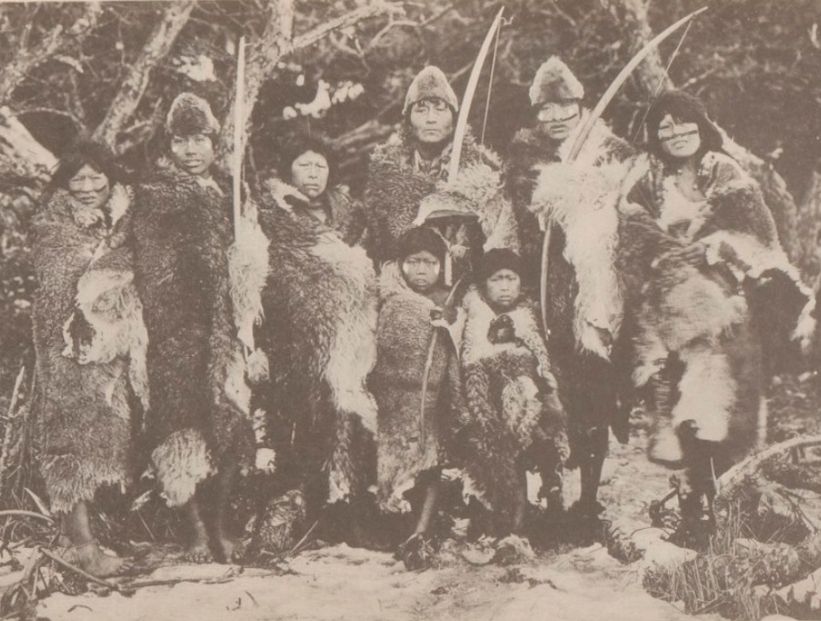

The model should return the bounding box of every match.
[619,152,815,466]
[369,262,460,513]
[31,184,138,512]
[253,186,378,507]
[129,158,253,507]
[362,124,519,266]
[458,286,567,523]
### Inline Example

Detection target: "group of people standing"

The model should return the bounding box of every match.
[30,54,814,577]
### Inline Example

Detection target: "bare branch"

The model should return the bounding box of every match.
[217,1,399,170]
[93,1,195,152]
[287,1,401,54]
[0,2,102,105]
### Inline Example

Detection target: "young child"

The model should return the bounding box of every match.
[459,249,568,536]
[370,226,462,569]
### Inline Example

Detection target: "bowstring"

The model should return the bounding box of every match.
[630,18,694,145]
[480,18,502,146]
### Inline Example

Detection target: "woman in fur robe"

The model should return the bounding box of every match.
[32,140,142,576]
[520,57,636,517]
[252,172,378,533]
[618,90,814,534]
[267,134,366,246]
[362,65,518,269]
[127,93,254,562]
[458,249,568,535]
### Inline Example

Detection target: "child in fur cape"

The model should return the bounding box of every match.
[459,249,568,536]
[370,227,462,569]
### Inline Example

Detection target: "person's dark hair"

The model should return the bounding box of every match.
[46,139,125,196]
[396,226,447,266]
[645,90,723,165]
[280,134,336,188]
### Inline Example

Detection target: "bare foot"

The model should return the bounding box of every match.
[182,541,213,563]
[66,542,131,577]
[216,537,242,563]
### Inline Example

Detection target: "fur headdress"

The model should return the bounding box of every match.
[529,56,584,106]
[477,248,522,282]
[403,66,459,116]
[166,92,220,137]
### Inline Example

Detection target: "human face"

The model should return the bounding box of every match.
[68,164,110,210]
[537,100,581,141]
[170,133,215,176]
[402,250,441,293]
[657,114,701,160]
[484,269,521,310]
[409,98,454,145]
[290,150,329,200]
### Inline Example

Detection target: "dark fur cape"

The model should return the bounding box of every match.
[458,287,567,524]
[129,158,253,506]
[369,263,458,513]
[31,185,136,512]
[253,185,378,508]
[619,152,815,467]
[362,125,517,265]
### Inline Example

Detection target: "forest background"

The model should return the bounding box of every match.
[1,0,820,399]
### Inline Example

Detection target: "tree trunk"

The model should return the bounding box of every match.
[618,0,801,262]
[93,1,195,152]
[0,107,56,188]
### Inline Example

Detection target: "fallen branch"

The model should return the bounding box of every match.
[0,367,26,500]
[0,511,53,525]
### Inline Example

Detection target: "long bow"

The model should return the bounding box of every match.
[233,34,246,239]
[419,8,504,445]
[539,6,708,338]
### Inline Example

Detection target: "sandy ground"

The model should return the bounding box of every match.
[30,438,720,621]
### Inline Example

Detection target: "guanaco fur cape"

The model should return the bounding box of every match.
[619,152,815,466]
[32,184,143,512]
[458,287,567,524]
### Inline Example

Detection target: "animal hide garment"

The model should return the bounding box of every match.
[458,286,567,521]
[31,184,137,512]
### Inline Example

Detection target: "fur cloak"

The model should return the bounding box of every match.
[31,184,140,512]
[370,262,460,513]
[253,184,378,508]
[619,151,815,467]
[506,114,635,291]
[458,287,568,522]
[525,115,637,462]
[129,158,254,507]
[362,125,519,266]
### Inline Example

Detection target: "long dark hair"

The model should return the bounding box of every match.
[279,133,336,189]
[645,90,724,166]
[44,139,125,199]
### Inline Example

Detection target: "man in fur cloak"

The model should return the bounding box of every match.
[32,141,146,576]
[520,57,636,516]
[127,93,254,562]
[362,65,519,269]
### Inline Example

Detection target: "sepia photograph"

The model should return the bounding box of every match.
[0,0,820,619]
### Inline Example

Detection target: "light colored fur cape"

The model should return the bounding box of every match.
[619,151,815,465]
